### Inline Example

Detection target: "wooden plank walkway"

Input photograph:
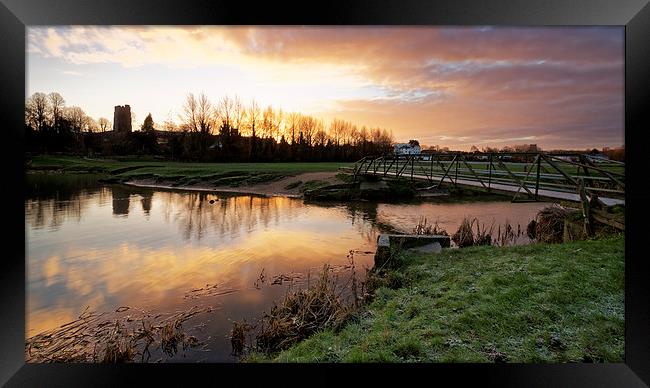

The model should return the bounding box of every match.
[420,172,625,206]
[340,166,624,206]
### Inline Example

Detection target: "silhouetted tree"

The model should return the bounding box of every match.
[26,92,49,131]
[98,117,111,132]
[48,92,65,132]
[141,113,155,132]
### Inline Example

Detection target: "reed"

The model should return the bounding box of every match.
[452,217,475,247]
[412,216,448,236]
[26,306,207,363]
[250,263,357,355]
[530,205,569,243]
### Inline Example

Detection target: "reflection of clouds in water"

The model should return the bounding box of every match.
[42,255,61,287]
[25,179,382,362]
[26,176,561,360]
[26,305,78,338]
[27,186,380,340]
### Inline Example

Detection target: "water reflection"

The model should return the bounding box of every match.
[111,185,131,216]
[25,174,548,361]
[25,173,110,230]
[26,175,384,360]
[376,201,549,240]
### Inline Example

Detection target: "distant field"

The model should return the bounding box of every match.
[28,155,350,181]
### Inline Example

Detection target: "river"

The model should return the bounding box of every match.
[25,173,550,362]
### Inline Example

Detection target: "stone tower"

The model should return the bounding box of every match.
[113,105,132,133]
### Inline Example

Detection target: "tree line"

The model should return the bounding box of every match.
[25,91,395,162]
[24,91,623,162]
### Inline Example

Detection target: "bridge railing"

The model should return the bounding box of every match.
[352,152,624,202]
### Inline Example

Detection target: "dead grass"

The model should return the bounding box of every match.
[452,218,475,247]
[451,217,523,248]
[230,319,255,356]
[26,306,208,363]
[234,256,362,357]
[412,217,449,236]
[100,321,135,363]
[531,205,569,243]
[474,220,495,246]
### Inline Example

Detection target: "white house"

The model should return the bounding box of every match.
[394,140,421,155]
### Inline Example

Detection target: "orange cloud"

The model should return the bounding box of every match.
[28,26,624,149]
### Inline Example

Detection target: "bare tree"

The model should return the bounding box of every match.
[196,93,214,135]
[216,95,235,129]
[162,119,178,132]
[180,93,213,134]
[298,114,317,146]
[314,126,328,146]
[286,112,299,144]
[260,106,283,140]
[98,117,111,132]
[86,117,99,133]
[245,99,261,138]
[65,106,90,132]
[232,95,245,132]
[274,108,284,141]
[329,118,345,146]
[347,124,359,146]
[260,106,274,139]
[48,92,65,130]
[181,93,198,132]
[357,126,369,146]
[25,92,49,130]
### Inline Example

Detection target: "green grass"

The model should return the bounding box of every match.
[29,156,350,186]
[252,235,624,363]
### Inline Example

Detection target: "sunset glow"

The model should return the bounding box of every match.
[27,26,624,150]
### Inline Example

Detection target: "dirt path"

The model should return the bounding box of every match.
[124,171,342,197]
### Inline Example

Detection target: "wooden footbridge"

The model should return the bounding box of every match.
[344,152,625,206]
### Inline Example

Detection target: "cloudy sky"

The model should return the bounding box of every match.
[27,26,624,150]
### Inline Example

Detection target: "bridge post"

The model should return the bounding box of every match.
[577,178,593,237]
[455,154,459,185]
[535,154,541,200]
[488,154,492,192]
[411,155,414,180]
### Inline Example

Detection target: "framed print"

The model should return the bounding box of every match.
[1,0,649,386]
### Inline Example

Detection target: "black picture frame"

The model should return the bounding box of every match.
[1,0,648,386]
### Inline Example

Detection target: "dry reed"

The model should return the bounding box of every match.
[530,205,569,243]
[230,319,255,356]
[26,306,208,363]
[413,216,449,236]
[452,217,475,247]
[254,263,355,354]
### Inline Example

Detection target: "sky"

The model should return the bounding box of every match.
[27,26,624,151]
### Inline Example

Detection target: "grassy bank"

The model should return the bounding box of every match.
[28,155,349,186]
[251,235,624,363]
